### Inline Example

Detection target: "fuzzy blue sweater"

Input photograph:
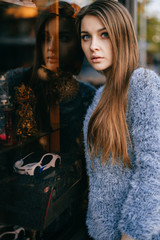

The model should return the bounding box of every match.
[83,68,160,240]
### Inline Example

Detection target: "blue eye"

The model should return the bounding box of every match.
[81,34,90,40]
[102,32,109,38]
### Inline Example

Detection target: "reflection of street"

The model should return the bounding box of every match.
[138,0,160,75]
[78,57,105,87]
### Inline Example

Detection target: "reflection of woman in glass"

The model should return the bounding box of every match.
[76,0,160,240]
[5,1,95,152]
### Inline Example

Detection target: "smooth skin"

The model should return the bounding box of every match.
[81,15,113,72]
[42,18,58,72]
[81,15,135,240]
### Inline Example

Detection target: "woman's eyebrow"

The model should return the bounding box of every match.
[81,27,106,34]
[99,27,106,32]
[81,31,88,34]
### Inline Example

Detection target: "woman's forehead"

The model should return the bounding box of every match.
[81,15,106,31]
[45,17,75,34]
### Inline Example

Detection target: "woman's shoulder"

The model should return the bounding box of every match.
[127,67,160,116]
[130,67,160,90]
[4,66,32,86]
[5,66,31,78]
[4,67,32,98]
[128,67,159,100]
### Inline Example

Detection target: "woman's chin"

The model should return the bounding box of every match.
[46,63,59,72]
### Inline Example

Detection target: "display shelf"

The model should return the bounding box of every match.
[0,128,60,154]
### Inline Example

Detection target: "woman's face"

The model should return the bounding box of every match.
[42,17,79,72]
[81,15,113,72]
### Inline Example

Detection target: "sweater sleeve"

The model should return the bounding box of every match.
[118,68,160,240]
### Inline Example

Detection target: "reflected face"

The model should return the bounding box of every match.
[42,17,58,72]
[81,15,113,71]
[42,17,78,72]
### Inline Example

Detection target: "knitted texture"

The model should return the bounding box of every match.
[83,68,160,240]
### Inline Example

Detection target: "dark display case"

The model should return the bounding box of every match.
[0,131,87,240]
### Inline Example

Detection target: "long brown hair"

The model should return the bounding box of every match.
[76,0,139,167]
[29,1,84,131]
[30,1,83,88]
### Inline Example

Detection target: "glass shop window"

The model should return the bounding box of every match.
[0,0,97,149]
[0,1,38,74]
[0,0,100,84]
[138,0,160,75]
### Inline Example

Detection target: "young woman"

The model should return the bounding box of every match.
[4,1,95,152]
[76,0,160,239]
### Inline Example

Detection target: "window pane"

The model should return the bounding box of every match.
[0,1,37,74]
[138,0,160,74]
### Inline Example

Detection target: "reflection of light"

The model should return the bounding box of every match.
[65,0,92,7]
[152,35,160,43]
[5,6,38,18]
[145,0,160,20]
[1,0,36,7]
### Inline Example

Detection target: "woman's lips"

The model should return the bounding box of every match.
[91,56,103,63]
[47,57,57,63]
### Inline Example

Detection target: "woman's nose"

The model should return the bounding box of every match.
[90,37,100,51]
[48,37,56,51]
